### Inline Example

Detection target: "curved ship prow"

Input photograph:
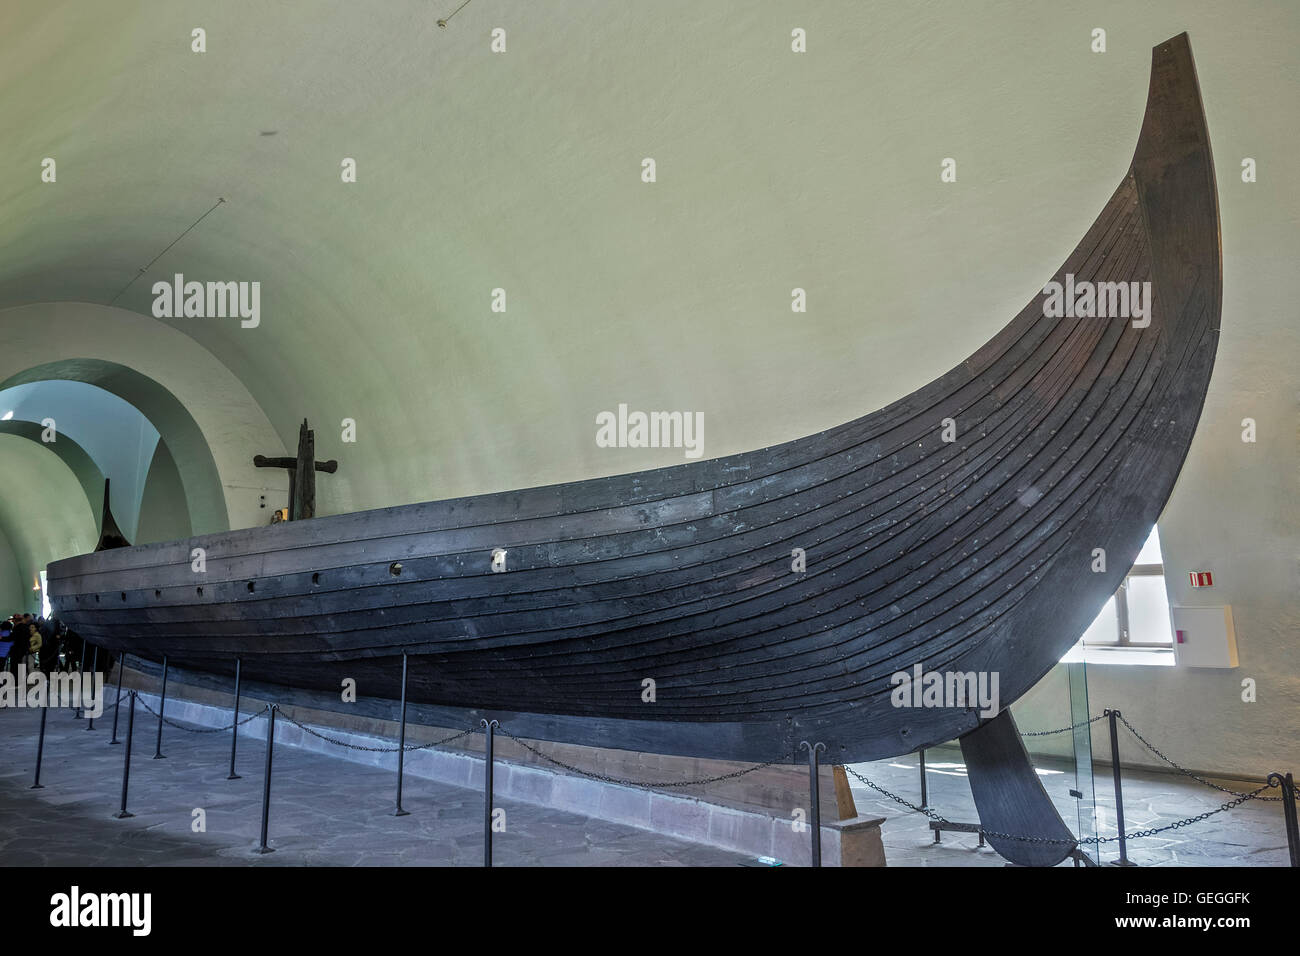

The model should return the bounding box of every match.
[93,478,131,552]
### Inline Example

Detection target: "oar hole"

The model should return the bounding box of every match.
[389,562,402,577]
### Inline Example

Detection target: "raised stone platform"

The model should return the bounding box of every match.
[109,665,886,866]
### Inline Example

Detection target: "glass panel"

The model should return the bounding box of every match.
[1067,661,1097,863]
[1080,595,1118,645]
[1127,575,1174,644]
[1135,525,1163,564]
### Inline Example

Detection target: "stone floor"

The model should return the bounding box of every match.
[0,703,1291,866]
[847,748,1294,866]
[0,704,748,867]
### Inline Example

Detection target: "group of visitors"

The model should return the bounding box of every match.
[0,613,89,676]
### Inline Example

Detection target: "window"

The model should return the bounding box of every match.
[1079,526,1173,648]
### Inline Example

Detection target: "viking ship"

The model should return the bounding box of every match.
[48,34,1218,862]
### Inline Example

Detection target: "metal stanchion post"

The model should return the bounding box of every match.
[114,692,137,818]
[74,641,87,718]
[31,707,47,790]
[481,718,498,867]
[394,653,410,816]
[919,747,928,809]
[255,704,278,854]
[1106,709,1136,866]
[800,740,826,867]
[86,646,99,731]
[227,658,242,779]
[1267,771,1299,868]
[153,654,168,759]
[110,654,126,744]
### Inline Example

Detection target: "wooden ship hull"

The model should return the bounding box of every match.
[47,35,1220,768]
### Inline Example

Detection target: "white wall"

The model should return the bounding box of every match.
[0,523,24,614]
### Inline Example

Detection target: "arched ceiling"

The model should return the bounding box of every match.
[0,1,1294,525]
[0,305,284,532]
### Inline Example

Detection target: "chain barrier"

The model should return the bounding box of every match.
[1106,785,1276,841]
[80,695,120,714]
[79,689,1296,846]
[1020,711,1286,805]
[1112,711,1285,803]
[1019,714,1108,737]
[274,708,477,754]
[495,724,791,789]
[135,696,270,733]
[843,764,948,823]
[116,693,472,752]
[843,754,1281,847]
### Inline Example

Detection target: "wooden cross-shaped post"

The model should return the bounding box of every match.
[253,419,338,520]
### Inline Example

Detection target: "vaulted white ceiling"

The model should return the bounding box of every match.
[13,0,1282,516]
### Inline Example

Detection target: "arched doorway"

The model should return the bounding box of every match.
[0,302,287,535]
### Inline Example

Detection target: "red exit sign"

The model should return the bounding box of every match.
[1189,571,1214,588]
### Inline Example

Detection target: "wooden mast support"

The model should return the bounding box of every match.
[253,419,338,520]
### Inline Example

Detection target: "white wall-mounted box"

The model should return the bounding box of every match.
[1171,605,1238,668]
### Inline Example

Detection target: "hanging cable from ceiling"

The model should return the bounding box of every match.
[436,0,476,29]
[108,197,226,306]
